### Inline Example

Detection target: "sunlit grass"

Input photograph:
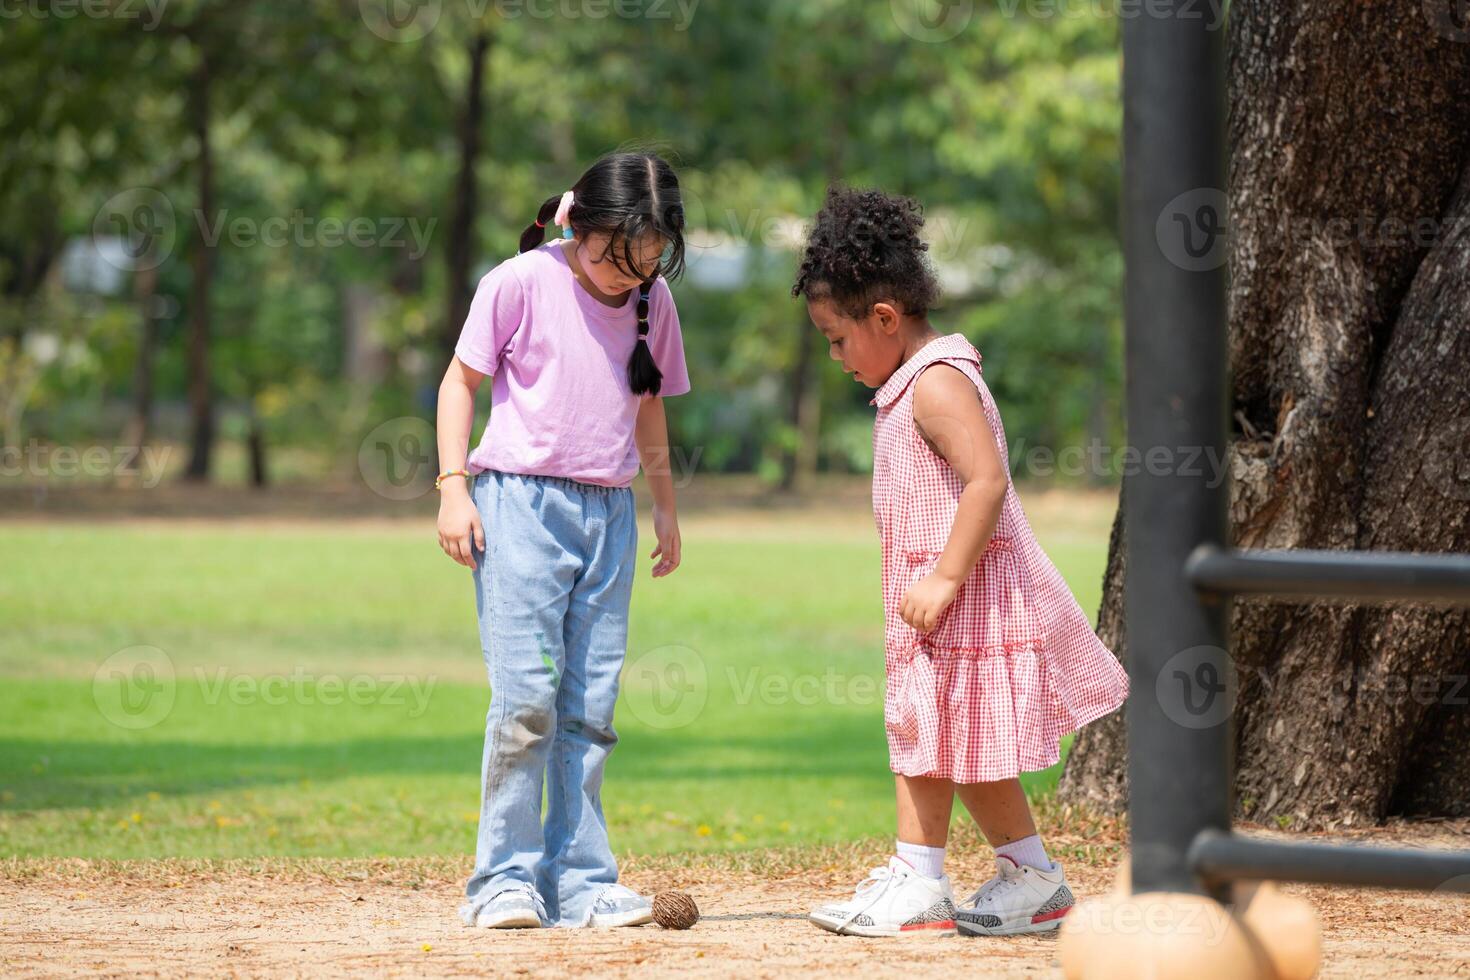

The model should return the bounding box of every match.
[0,493,1112,859]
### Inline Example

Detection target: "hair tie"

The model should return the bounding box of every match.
[637,283,651,339]
[554,190,575,228]
[535,219,546,228]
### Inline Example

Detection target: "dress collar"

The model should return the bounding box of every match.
[871,333,981,408]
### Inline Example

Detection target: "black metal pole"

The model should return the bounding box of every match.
[1190,830,1470,893]
[1122,4,1231,898]
[1187,545,1470,605]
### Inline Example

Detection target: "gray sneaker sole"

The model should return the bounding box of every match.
[587,906,653,928]
[472,909,543,929]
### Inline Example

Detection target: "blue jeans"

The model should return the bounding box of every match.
[463,470,637,927]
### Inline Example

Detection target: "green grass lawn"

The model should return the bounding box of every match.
[0,494,1112,860]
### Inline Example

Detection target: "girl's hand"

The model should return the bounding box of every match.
[649,504,681,577]
[900,572,960,632]
[437,485,485,570]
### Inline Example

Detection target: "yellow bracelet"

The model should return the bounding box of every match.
[434,469,470,491]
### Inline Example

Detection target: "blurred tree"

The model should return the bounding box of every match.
[3,0,1126,494]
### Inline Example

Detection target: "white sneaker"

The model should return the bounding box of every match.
[809,856,958,937]
[583,883,653,928]
[955,855,1074,936]
[460,882,546,929]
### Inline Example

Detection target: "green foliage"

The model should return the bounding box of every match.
[3,1,1122,484]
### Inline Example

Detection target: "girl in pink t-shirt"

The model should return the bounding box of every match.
[434,153,690,930]
[794,187,1127,939]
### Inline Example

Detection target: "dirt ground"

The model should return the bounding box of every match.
[4,822,1469,979]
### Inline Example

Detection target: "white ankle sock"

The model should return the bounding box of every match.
[896,839,946,880]
[995,834,1053,871]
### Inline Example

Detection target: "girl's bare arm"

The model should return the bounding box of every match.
[435,356,486,569]
[900,364,1009,631]
[634,395,682,577]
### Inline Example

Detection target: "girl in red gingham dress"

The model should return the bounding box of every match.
[794,188,1128,939]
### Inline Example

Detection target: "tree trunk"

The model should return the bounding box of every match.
[184,49,214,482]
[122,263,159,456]
[247,397,268,489]
[779,323,819,491]
[1060,0,1470,828]
[443,29,490,362]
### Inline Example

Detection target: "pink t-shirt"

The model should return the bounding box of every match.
[454,242,691,488]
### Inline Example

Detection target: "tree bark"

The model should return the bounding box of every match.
[184,47,214,482]
[247,396,268,489]
[1060,0,1470,828]
[122,264,159,456]
[779,323,819,491]
[443,29,490,362]
[1056,485,1130,809]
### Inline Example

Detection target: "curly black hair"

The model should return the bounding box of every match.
[791,186,941,319]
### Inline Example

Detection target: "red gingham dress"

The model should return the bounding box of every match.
[872,334,1128,783]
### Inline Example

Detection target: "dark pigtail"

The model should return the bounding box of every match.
[519,196,563,254]
[527,152,684,395]
[627,282,663,397]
